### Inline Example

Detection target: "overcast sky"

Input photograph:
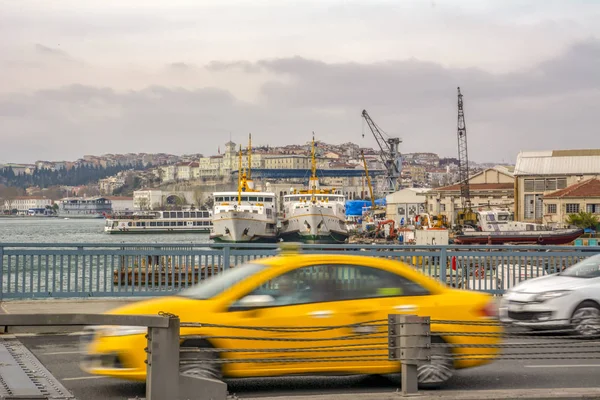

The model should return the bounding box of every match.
[1,0,599,164]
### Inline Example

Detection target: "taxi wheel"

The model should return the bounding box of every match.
[417,337,454,389]
[179,341,223,381]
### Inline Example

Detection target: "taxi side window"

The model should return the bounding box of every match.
[332,265,430,300]
[241,265,338,307]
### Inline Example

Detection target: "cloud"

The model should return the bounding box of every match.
[206,61,263,74]
[166,62,195,71]
[35,44,70,58]
[0,40,599,165]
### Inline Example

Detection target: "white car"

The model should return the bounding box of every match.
[500,253,600,337]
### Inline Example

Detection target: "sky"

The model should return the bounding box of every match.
[1,0,599,165]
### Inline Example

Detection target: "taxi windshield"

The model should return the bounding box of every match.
[177,262,267,299]
[560,255,600,278]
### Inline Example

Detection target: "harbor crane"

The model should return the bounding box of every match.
[456,87,477,227]
[361,110,402,196]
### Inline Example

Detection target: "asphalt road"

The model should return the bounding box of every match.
[17,333,600,400]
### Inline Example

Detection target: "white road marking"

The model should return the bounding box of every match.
[43,351,84,355]
[63,376,107,381]
[525,364,600,368]
[11,331,87,337]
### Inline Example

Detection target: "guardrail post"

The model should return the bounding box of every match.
[388,314,431,395]
[0,246,4,301]
[146,314,180,400]
[439,246,447,283]
[222,245,231,271]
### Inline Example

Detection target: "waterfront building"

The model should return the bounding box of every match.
[105,196,134,213]
[543,178,600,228]
[425,166,515,225]
[386,188,430,225]
[514,149,600,222]
[2,196,52,214]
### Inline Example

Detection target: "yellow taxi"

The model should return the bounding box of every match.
[81,248,502,388]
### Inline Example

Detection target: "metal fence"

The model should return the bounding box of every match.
[0,242,598,299]
[177,313,600,397]
[0,313,188,400]
[388,314,600,395]
[3,312,600,399]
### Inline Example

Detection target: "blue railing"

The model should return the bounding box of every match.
[0,242,598,299]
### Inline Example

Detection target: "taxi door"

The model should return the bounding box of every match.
[327,264,441,374]
[217,264,357,377]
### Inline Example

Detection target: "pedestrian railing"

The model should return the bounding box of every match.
[0,242,598,299]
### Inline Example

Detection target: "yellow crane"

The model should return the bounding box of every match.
[360,150,386,222]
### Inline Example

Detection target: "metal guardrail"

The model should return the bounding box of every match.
[3,312,599,398]
[0,243,598,299]
[0,313,191,400]
[388,315,600,395]
[173,313,600,397]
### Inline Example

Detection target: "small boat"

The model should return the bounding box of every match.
[104,210,212,234]
[453,209,584,245]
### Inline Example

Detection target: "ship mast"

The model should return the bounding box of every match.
[238,145,243,205]
[247,133,252,180]
[310,132,317,204]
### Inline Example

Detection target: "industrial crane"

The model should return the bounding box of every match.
[456,87,477,228]
[360,150,375,210]
[361,110,402,196]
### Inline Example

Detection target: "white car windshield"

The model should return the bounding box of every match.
[560,255,600,278]
[177,262,267,299]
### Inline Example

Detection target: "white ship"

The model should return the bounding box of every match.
[279,134,349,244]
[104,209,212,234]
[57,197,112,219]
[209,135,279,243]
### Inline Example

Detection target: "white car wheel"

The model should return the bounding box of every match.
[571,302,600,338]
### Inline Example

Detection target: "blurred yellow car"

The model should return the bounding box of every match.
[81,250,502,388]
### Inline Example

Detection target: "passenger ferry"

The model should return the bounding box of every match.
[210,135,279,243]
[58,197,112,219]
[279,134,349,244]
[104,209,212,234]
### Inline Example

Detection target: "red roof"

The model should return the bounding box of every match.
[544,178,600,199]
[436,183,514,192]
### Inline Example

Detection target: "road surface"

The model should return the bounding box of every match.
[17,333,600,400]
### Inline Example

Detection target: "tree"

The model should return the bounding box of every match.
[137,197,149,211]
[566,211,599,230]
[0,185,22,212]
[203,195,214,209]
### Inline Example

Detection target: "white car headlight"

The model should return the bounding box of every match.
[101,325,148,337]
[533,290,572,303]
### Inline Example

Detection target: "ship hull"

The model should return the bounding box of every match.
[279,206,349,244]
[57,213,105,219]
[210,211,278,243]
[105,228,211,234]
[453,228,584,245]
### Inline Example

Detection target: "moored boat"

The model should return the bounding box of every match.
[279,134,349,244]
[453,209,584,245]
[104,209,212,234]
[209,135,279,243]
[58,197,112,219]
